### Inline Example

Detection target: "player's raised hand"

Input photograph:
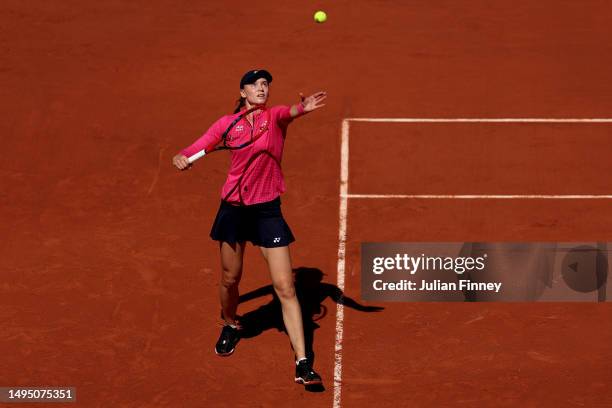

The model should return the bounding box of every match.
[172,154,191,170]
[299,91,327,112]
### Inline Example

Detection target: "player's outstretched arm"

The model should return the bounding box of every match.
[290,91,327,117]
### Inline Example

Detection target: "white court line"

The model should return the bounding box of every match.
[347,118,612,123]
[345,194,612,199]
[333,117,612,408]
[333,119,349,408]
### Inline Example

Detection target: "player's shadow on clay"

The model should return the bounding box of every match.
[237,266,384,392]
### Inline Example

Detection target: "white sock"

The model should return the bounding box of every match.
[296,357,308,365]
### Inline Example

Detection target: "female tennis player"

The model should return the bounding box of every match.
[172,69,327,386]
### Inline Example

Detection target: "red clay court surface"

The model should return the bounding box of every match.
[2,1,612,407]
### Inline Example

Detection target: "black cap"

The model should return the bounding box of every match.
[239,69,273,88]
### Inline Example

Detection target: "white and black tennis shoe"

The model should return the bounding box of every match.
[214,325,240,357]
[295,359,322,385]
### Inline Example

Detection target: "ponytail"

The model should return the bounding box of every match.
[233,96,246,113]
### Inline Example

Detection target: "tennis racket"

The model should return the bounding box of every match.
[187,105,269,163]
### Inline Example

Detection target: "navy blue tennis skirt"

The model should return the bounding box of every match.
[210,197,295,248]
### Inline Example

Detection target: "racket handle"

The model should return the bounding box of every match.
[187,150,206,163]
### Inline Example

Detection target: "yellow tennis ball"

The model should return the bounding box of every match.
[314,10,327,23]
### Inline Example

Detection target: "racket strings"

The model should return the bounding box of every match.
[221,107,269,151]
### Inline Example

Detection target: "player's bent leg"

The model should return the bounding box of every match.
[219,241,245,324]
[216,241,245,357]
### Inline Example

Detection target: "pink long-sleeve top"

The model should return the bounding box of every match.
[180,104,305,205]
